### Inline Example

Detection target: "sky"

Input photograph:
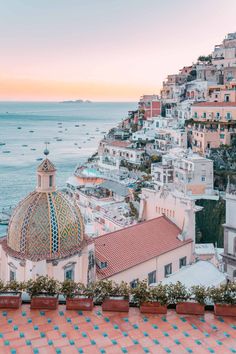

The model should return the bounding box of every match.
[0,0,236,102]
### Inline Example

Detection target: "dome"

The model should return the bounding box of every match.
[7,152,84,261]
[7,190,84,261]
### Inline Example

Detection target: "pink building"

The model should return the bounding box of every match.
[138,95,161,119]
[190,102,236,153]
[95,216,193,285]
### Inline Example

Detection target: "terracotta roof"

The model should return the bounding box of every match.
[107,140,131,148]
[37,158,56,172]
[193,102,236,107]
[94,216,192,279]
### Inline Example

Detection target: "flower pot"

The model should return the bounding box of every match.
[66,297,93,311]
[140,302,167,314]
[30,295,58,310]
[176,302,204,315]
[214,304,236,317]
[102,298,129,312]
[0,293,22,309]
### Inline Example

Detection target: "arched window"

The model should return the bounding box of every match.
[233,270,236,279]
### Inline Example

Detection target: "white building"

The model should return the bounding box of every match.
[222,180,236,281]
[151,148,218,200]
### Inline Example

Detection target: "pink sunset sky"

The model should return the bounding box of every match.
[0,0,236,101]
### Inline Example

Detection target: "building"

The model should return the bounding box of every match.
[190,102,236,153]
[151,148,216,199]
[222,180,236,281]
[0,150,95,284]
[95,216,193,285]
[98,139,145,166]
[138,95,161,119]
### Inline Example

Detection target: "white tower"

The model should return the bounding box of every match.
[222,178,236,281]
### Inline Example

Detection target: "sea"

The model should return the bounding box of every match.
[0,101,136,236]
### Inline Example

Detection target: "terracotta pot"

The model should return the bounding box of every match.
[30,295,58,310]
[102,298,129,312]
[140,302,167,314]
[0,293,22,309]
[176,302,204,315]
[214,304,236,317]
[66,297,93,311]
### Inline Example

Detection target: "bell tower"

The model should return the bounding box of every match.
[36,145,56,193]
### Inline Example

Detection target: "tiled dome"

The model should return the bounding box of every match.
[7,190,84,261]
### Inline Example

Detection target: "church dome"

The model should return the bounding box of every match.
[7,152,84,261]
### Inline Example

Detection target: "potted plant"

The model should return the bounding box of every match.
[0,280,23,309]
[61,280,94,311]
[95,280,130,312]
[26,276,60,310]
[131,280,167,314]
[209,283,236,316]
[169,282,205,315]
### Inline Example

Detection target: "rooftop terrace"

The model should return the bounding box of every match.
[0,305,235,353]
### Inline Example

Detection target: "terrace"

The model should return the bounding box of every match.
[0,305,235,353]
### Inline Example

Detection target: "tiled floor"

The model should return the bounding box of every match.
[0,305,235,353]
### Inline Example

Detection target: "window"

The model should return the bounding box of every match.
[164,263,172,277]
[148,271,156,285]
[201,176,206,182]
[10,270,16,281]
[226,112,231,120]
[220,134,225,139]
[38,175,41,187]
[130,279,138,288]
[203,112,206,118]
[100,262,107,269]
[49,175,53,187]
[64,267,74,280]
[179,257,187,269]
[194,112,198,118]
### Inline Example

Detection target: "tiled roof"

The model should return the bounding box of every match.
[37,158,56,172]
[193,102,236,107]
[108,140,131,148]
[0,305,235,353]
[95,216,192,279]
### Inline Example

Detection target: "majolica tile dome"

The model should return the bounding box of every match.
[7,149,84,261]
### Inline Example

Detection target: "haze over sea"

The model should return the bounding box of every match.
[0,101,136,236]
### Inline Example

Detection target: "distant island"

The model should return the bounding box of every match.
[60,99,92,104]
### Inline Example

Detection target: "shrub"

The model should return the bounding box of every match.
[191,285,208,305]
[25,276,60,297]
[167,282,190,304]
[209,283,236,305]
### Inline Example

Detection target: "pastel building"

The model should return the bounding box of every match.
[151,148,216,199]
[138,95,161,119]
[222,181,236,281]
[98,140,145,166]
[95,216,193,285]
[190,102,236,154]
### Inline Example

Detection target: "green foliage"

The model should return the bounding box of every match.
[167,282,190,304]
[25,276,60,297]
[198,55,212,63]
[191,285,208,305]
[209,283,236,305]
[93,280,130,302]
[60,280,94,298]
[196,198,225,247]
[151,284,170,305]
[131,280,151,305]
